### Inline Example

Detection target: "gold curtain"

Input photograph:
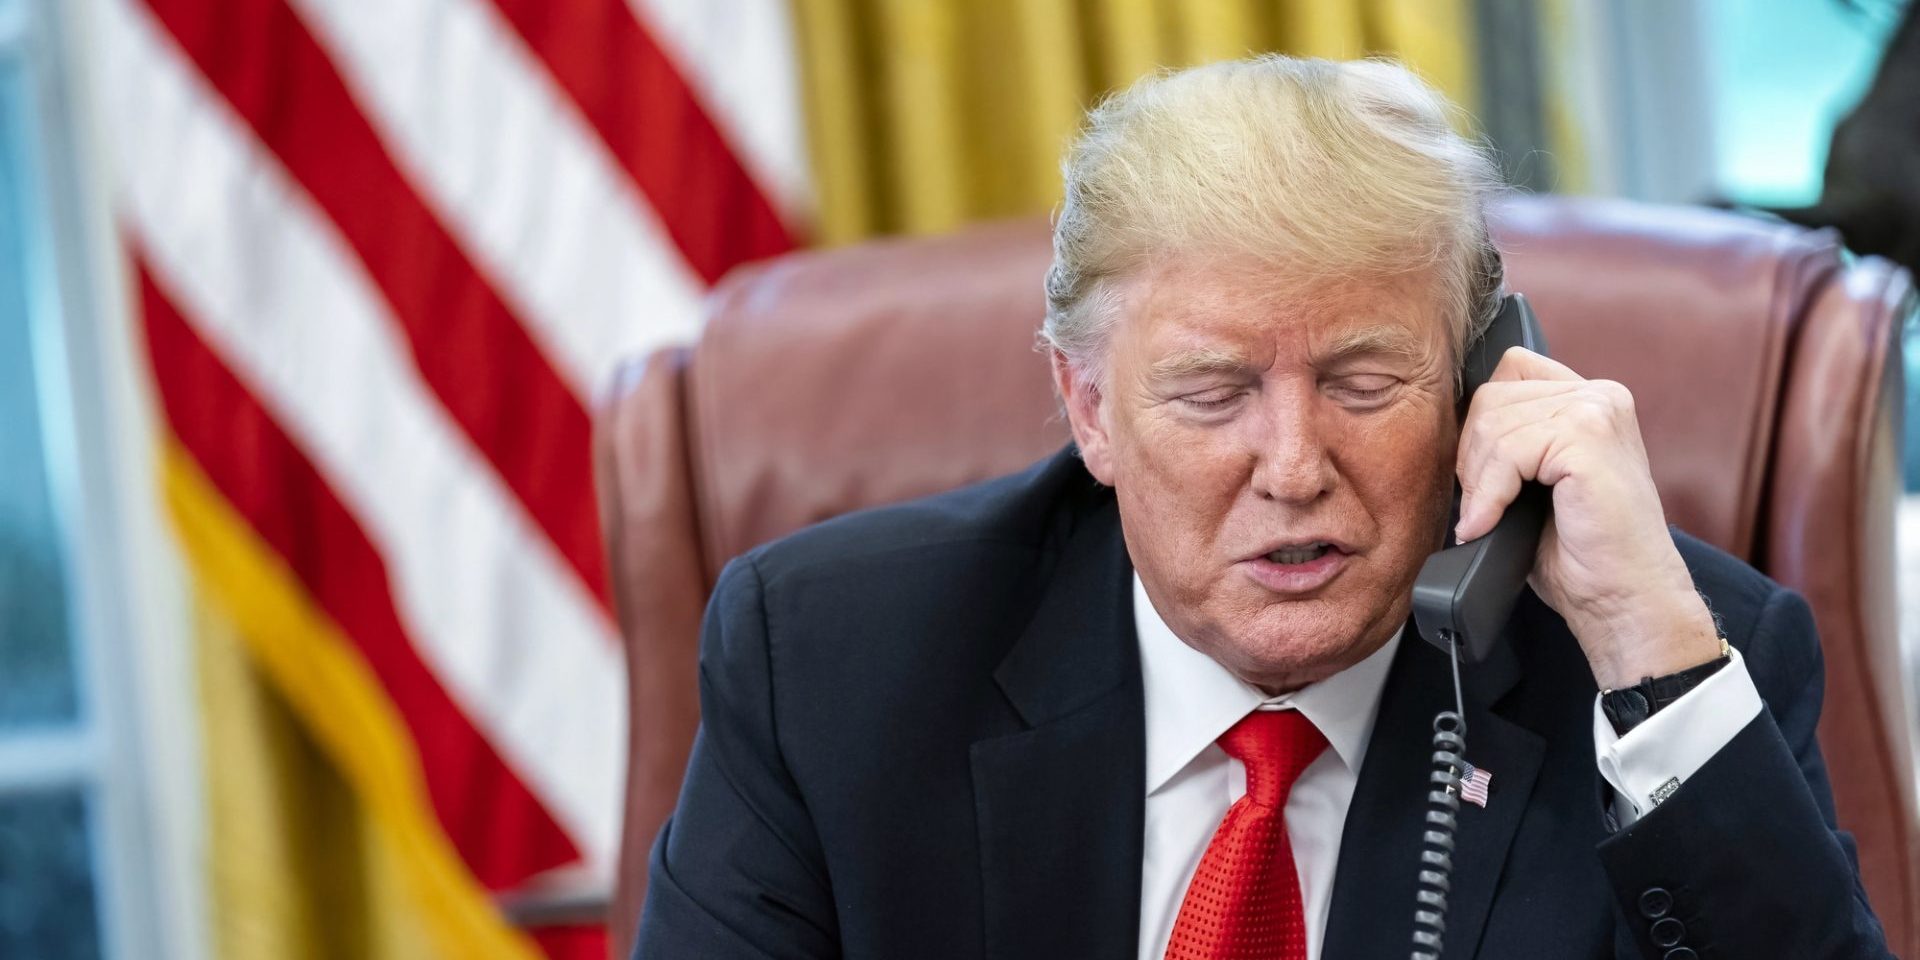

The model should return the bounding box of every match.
[791,0,1480,244]
[196,594,442,960]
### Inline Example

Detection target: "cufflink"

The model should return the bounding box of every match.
[1649,777,1681,808]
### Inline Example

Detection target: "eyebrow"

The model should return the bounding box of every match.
[1145,347,1255,384]
[1318,325,1431,365]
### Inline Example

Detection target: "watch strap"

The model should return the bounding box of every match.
[1602,647,1731,735]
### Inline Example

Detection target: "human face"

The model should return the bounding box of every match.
[1054,254,1459,692]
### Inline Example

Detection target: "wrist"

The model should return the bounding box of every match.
[1580,589,1724,691]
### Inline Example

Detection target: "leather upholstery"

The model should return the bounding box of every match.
[594,194,1917,957]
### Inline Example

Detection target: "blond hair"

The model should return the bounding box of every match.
[1042,55,1506,388]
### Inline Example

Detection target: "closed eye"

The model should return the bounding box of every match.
[1336,385,1393,401]
[1178,389,1244,411]
[1326,375,1401,406]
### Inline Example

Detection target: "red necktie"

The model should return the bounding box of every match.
[1164,709,1329,960]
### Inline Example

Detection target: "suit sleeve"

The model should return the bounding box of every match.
[1594,586,1893,959]
[633,555,840,959]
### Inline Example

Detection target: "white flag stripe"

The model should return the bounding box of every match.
[107,2,623,867]
[287,0,710,401]
[624,0,814,224]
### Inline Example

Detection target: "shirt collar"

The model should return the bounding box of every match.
[1135,572,1401,796]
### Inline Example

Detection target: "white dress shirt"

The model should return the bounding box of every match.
[1133,573,1764,960]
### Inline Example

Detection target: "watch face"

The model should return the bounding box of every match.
[1602,687,1654,734]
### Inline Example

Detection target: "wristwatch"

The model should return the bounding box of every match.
[1600,591,1733,735]
[1600,637,1732,735]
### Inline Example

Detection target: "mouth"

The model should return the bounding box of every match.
[1240,540,1353,595]
[1263,541,1338,565]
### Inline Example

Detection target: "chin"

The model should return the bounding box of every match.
[1208,598,1385,688]
[1221,591,1405,683]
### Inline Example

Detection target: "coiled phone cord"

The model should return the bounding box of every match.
[1412,629,1470,960]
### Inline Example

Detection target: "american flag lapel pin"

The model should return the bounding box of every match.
[1459,760,1492,808]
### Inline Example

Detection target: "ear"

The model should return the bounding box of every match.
[1050,350,1116,486]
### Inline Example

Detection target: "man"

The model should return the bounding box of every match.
[636,57,1891,959]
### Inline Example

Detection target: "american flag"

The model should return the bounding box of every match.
[1460,760,1493,808]
[99,0,807,954]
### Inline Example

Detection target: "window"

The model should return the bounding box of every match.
[0,5,106,956]
[0,1,192,957]
[1705,0,1898,209]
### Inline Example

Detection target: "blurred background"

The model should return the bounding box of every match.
[0,0,1915,958]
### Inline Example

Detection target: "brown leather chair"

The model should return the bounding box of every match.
[593,194,1917,958]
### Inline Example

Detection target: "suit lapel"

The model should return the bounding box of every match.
[973,485,1145,960]
[1444,661,1546,960]
[1322,622,1546,960]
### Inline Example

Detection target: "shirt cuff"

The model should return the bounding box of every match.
[1592,647,1763,826]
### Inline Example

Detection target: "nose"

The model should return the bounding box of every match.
[1249,388,1338,505]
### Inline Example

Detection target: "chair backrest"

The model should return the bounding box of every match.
[594,194,1916,957]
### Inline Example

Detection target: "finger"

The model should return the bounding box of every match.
[1463,378,1587,425]
[1458,384,1645,533]
[1455,419,1560,542]
[1487,345,1583,383]
[1456,387,1590,507]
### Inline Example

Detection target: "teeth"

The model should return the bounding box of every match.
[1267,542,1329,565]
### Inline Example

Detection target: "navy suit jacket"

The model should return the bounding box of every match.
[636,446,1891,958]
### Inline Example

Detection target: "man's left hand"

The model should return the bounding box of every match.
[1452,347,1723,690]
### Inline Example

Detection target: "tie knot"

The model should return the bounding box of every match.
[1218,710,1328,808]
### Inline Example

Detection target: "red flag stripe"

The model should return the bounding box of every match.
[136,0,612,613]
[482,0,797,284]
[139,259,582,890]
[531,924,610,960]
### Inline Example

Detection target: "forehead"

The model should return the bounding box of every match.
[1114,254,1447,364]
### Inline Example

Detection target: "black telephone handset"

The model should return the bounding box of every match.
[1412,292,1553,662]
[1406,294,1550,960]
